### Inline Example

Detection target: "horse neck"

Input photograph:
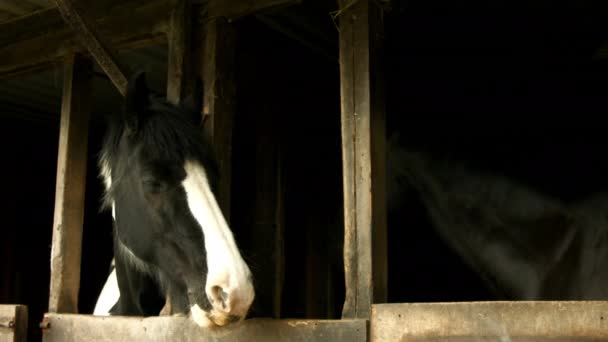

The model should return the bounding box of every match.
[389,146,580,300]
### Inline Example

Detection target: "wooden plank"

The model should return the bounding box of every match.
[208,0,302,22]
[52,0,129,96]
[166,0,192,105]
[48,54,93,314]
[338,0,387,319]
[0,305,28,342]
[41,314,367,342]
[0,0,133,46]
[201,17,237,218]
[0,0,169,79]
[371,301,608,341]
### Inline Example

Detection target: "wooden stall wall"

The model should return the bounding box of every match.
[0,117,58,342]
[231,15,343,320]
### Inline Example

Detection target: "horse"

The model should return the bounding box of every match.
[387,132,608,300]
[91,71,255,328]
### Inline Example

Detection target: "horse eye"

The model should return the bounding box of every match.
[143,179,165,193]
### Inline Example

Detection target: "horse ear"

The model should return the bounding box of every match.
[124,71,150,133]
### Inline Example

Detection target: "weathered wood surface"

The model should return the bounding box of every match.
[52,0,129,95]
[48,54,93,314]
[201,17,237,219]
[371,301,608,342]
[338,0,387,319]
[0,305,27,342]
[208,0,302,22]
[41,314,367,342]
[166,0,193,105]
[0,0,169,78]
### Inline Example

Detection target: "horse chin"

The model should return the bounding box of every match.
[189,304,243,328]
[189,304,214,328]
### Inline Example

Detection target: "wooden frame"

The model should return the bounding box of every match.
[52,0,129,95]
[0,305,28,342]
[0,0,170,79]
[41,314,366,342]
[48,53,93,314]
[371,301,608,341]
[200,15,237,218]
[338,0,387,320]
[166,0,193,105]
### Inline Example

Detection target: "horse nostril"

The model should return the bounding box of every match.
[210,285,229,309]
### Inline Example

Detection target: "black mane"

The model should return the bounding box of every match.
[99,92,219,212]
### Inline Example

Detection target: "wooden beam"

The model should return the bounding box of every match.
[48,53,93,314]
[166,0,193,105]
[338,0,387,319]
[371,301,608,341]
[0,0,130,47]
[0,305,28,342]
[208,0,302,22]
[201,17,237,219]
[0,0,170,79]
[52,0,129,96]
[41,314,367,342]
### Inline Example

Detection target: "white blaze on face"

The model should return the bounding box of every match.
[182,160,254,326]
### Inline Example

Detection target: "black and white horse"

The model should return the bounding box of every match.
[92,72,254,328]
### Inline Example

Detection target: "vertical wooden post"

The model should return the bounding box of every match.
[201,16,236,219]
[48,53,92,313]
[167,0,192,105]
[339,0,387,319]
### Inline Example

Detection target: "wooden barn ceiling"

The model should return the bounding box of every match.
[0,0,52,23]
[2,0,608,125]
[0,0,336,125]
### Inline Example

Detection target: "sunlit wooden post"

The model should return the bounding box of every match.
[338,0,387,319]
[48,53,93,313]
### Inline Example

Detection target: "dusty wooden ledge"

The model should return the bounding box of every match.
[372,301,608,342]
[0,305,28,342]
[41,313,367,342]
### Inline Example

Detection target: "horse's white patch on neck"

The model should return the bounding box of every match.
[94,157,119,314]
[182,160,253,311]
[93,260,118,316]
[100,156,116,219]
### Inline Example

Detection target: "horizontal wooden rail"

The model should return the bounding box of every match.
[41,314,366,342]
[371,301,608,341]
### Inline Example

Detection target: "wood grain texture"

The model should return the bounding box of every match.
[48,54,92,314]
[0,0,169,78]
[52,0,128,95]
[0,305,28,342]
[371,301,608,341]
[201,17,236,219]
[338,0,387,320]
[41,314,367,342]
[167,0,192,105]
